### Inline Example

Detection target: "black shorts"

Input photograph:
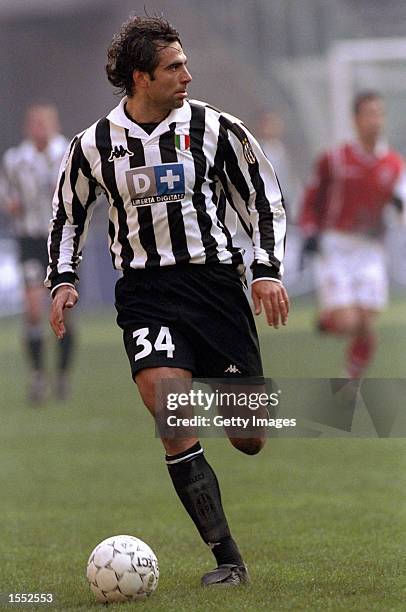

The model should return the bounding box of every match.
[115,264,263,380]
[18,237,48,287]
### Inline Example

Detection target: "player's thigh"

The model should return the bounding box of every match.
[25,285,46,322]
[135,366,192,414]
[327,307,360,334]
[18,237,48,320]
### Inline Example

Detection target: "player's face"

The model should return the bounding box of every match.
[354,98,385,142]
[145,42,192,111]
[25,106,59,150]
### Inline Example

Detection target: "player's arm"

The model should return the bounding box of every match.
[221,118,289,328]
[390,167,406,221]
[1,151,23,217]
[46,134,100,338]
[298,152,331,265]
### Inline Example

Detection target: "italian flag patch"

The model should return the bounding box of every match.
[175,133,190,151]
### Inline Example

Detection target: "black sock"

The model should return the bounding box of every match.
[58,325,74,372]
[166,442,243,566]
[25,325,44,371]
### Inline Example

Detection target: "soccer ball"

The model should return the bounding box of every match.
[86,534,159,603]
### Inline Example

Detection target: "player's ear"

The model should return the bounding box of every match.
[133,70,150,90]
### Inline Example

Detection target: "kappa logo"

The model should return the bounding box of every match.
[224,364,242,374]
[125,163,185,206]
[108,145,134,162]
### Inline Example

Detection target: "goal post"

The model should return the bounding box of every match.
[328,38,406,154]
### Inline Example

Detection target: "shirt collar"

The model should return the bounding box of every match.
[353,139,389,160]
[106,96,192,138]
[22,135,65,161]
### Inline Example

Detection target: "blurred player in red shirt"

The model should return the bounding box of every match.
[300,91,406,378]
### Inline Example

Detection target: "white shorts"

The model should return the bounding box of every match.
[315,231,388,311]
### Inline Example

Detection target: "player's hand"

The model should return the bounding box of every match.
[300,235,319,269]
[49,285,78,339]
[252,280,289,328]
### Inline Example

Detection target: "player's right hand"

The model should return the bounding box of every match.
[49,285,79,339]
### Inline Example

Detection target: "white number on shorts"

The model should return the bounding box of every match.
[132,326,175,362]
[154,326,175,358]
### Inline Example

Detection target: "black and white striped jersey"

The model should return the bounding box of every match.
[45,98,286,291]
[2,135,68,239]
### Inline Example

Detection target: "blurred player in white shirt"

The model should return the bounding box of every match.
[2,104,75,403]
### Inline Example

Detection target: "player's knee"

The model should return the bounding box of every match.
[331,312,359,335]
[230,437,266,455]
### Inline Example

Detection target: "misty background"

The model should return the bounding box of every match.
[1,0,406,311]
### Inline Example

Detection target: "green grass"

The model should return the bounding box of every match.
[0,298,405,610]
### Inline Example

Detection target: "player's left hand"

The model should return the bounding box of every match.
[252,280,289,328]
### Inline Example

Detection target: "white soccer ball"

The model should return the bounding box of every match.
[86,534,159,603]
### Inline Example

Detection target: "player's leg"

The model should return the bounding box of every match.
[318,306,360,335]
[19,238,50,403]
[315,231,359,336]
[183,265,266,457]
[134,366,247,584]
[345,308,378,379]
[24,283,46,371]
[344,245,387,378]
[23,280,47,403]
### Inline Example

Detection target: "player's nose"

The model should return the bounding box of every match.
[182,67,192,83]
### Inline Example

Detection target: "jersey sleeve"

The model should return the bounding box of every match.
[44,134,101,291]
[299,152,331,236]
[391,165,406,222]
[219,116,286,281]
[1,149,20,204]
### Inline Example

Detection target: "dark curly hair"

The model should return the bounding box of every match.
[106,16,181,97]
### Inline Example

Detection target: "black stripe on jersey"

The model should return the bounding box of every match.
[95,118,135,269]
[48,167,69,283]
[158,124,190,263]
[222,118,277,265]
[69,138,98,267]
[216,121,252,238]
[189,104,219,263]
[124,130,161,267]
[48,137,78,283]
[208,129,244,266]
[219,117,250,204]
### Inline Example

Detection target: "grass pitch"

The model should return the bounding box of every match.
[0,297,405,611]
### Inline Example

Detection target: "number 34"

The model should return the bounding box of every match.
[132,326,175,362]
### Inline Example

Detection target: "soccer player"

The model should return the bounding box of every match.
[299,91,406,378]
[46,16,289,586]
[2,104,75,403]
